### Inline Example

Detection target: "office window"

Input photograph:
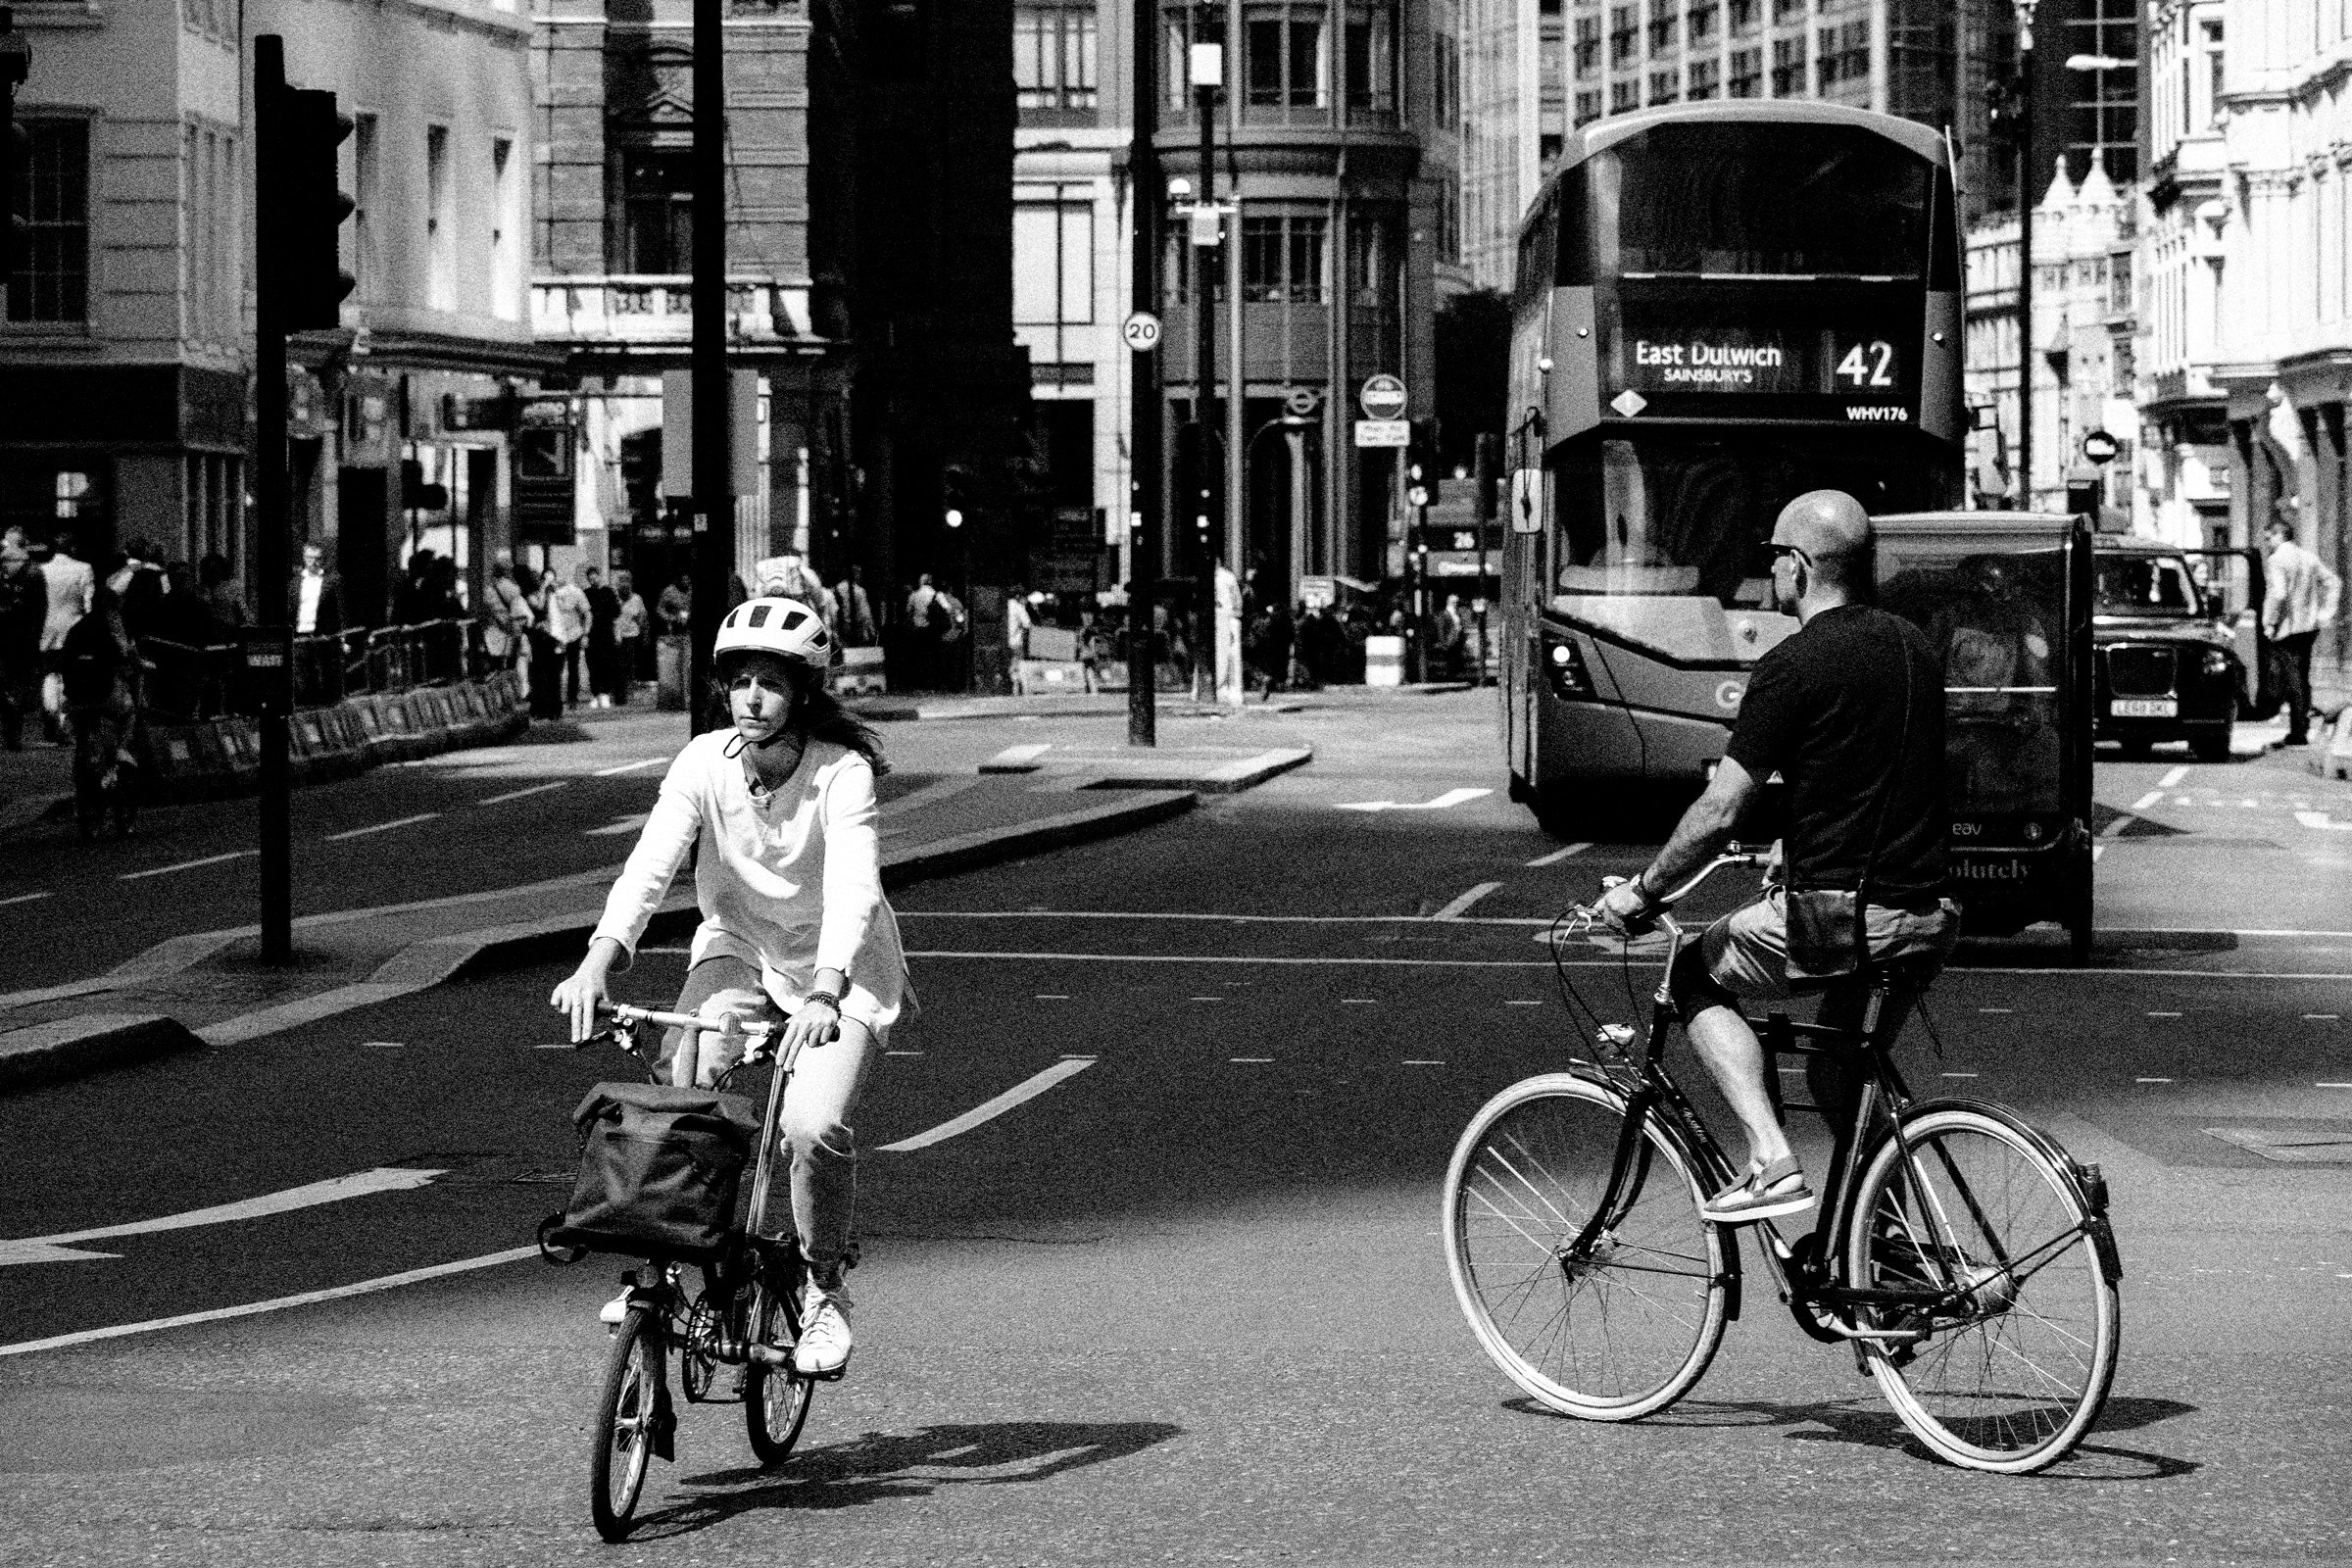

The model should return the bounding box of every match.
[1433,31,1460,128]
[1647,1,1677,54]
[1013,191,1092,365]
[1771,0,1802,21]
[1609,6,1638,63]
[1245,5,1325,107]
[425,124,454,311]
[1729,0,1757,28]
[1243,214,1327,303]
[6,121,89,324]
[1345,3,1396,112]
[1573,15,1600,72]
[617,149,694,273]
[1610,78,1639,110]
[1014,4,1099,114]
[1816,20,1868,87]
[1729,45,1762,95]
[351,114,379,301]
[1689,2,1717,42]
[1770,35,1803,94]
[1574,88,1603,124]
[1347,214,1395,303]
[1646,68,1679,104]
[1688,57,1721,98]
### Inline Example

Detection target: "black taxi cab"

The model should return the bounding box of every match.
[2091,536,2243,761]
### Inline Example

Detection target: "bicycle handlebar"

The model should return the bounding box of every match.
[1575,845,1762,931]
[587,1000,790,1069]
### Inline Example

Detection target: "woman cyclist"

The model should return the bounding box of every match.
[551,596,909,1379]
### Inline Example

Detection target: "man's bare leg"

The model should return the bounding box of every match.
[1686,1003,1793,1170]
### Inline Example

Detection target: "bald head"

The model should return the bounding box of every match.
[1772,489,1873,593]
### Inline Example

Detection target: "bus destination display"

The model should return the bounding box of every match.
[1617,327,1906,399]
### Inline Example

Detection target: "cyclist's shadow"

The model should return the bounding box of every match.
[634,1418,1183,1537]
[1509,1395,2202,1479]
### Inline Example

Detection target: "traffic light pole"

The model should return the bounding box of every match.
[1194,50,1217,705]
[686,0,732,735]
[252,37,294,964]
[1127,0,1160,748]
[2013,0,2036,511]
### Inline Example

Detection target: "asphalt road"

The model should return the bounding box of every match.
[3,693,2349,1565]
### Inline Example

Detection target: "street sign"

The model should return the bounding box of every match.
[1359,373,1407,420]
[2081,428,2120,465]
[1355,418,1409,447]
[1298,574,1337,609]
[1510,468,1548,533]
[1121,311,1162,353]
[1284,386,1321,418]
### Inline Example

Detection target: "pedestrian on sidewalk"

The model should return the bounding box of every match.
[520,564,563,722]
[612,570,647,699]
[0,528,45,749]
[61,580,145,842]
[552,595,909,1383]
[38,530,94,744]
[482,557,532,678]
[2262,514,2342,746]
[585,566,621,709]
[834,564,876,647]
[197,553,245,631]
[549,566,593,710]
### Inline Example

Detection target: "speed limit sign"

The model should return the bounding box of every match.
[1122,312,1162,353]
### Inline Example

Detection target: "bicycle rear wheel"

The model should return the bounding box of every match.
[744,1278,814,1464]
[1444,1073,1731,1420]
[589,1307,662,1542]
[1844,1104,2120,1473]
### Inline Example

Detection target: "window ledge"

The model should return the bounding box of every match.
[0,322,98,345]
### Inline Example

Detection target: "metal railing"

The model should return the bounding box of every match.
[137,618,482,722]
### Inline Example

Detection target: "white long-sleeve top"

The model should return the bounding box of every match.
[591,732,909,1028]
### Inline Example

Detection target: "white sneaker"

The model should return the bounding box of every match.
[794,1277,854,1379]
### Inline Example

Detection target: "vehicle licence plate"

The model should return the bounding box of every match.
[2110,699,2177,717]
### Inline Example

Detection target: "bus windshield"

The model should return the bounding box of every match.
[2096,555,2202,616]
[1551,433,1953,608]
[1583,122,1936,281]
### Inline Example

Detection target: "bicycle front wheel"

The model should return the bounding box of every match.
[744,1280,814,1465]
[1844,1104,2121,1473]
[589,1307,662,1542]
[1444,1073,1731,1421]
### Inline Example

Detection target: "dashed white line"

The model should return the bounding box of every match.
[2135,1077,2174,1084]
[1401,1059,1446,1066]
[2157,766,2189,788]
[1230,1056,1273,1063]
[592,758,668,777]
[2307,1014,2341,1021]
[323,812,442,843]
[120,850,256,881]
[2147,1011,2183,1018]
[1526,843,1592,867]
[1034,994,1070,1001]
[2318,1083,2352,1090]
[885,1050,923,1056]
[875,1057,1096,1152]
[0,892,50,908]
[1342,998,1378,1004]
[2130,789,2164,811]
[1190,996,1224,1003]
[361,1041,404,1050]
[1432,882,1504,920]
[1940,1072,1979,1079]
[476,780,570,807]
[1505,1000,1543,1006]
[1979,1007,2014,1014]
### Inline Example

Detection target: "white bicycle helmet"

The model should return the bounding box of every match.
[713,596,833,668]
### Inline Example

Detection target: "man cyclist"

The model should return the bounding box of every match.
[1596,490,1959,1223]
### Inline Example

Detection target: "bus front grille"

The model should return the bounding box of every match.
[2105,645,2178,698]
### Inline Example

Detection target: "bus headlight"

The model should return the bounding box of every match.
[2202,649,2233,676]
[1544,638,1595,699]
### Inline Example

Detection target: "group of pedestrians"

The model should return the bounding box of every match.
[481,558,653,721]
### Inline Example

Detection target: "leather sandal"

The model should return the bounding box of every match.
[1700,1154,1815,1223]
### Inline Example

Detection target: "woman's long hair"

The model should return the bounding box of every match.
[711,658,890,776]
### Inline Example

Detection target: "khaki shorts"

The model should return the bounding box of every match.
[1697,886,1962,1004]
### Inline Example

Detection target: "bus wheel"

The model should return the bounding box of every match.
[1531,787,1581,839]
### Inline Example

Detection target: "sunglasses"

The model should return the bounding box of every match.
[1767,542,1811,568]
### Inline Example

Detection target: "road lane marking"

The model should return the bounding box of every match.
[361,1041,403,1049]
[1230,1056,1273,1063]
[323,812,442,843]
[884,776,982,816]
[1333,788,1493,813]
[2158,766,2189,788]
[0,1168,446,1266]
[906,950,2352,981]
[476,780,570,807]
[1034,994,1070,1001]
[0,891,53,908]
[1432,882,1503,920]
[1506,1000,1542,1006]
[2136,1077,2175,1084]
[1940,1072,1979,1079]
[876,1057,1096,1152]
[1979,1007,2014,1014]
[1190,996,1223,1003]
[2130,790,2164,811]
[886,1050,923,1056]
[2147,1011,2183,1017]
[2306,1014,2340,1020]
[585,812,651,837]
[2319,1083,2352,1090]
[1526,843,1592,866]
[2295,810,2352,832]
[1401,1059,1445,1066]
[120,850,256,881]
[0,1246,537,1358]
[593,758,669,777]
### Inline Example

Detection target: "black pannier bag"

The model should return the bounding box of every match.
[547,1083,764,1259]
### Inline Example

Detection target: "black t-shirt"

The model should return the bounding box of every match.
[1724,603,1946,906]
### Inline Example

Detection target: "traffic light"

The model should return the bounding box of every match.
[941,463,974,529]
[1473,432,1501,523]
[1173,422,1220,549]
[2,6,30,280]
[1405,420,1441,511]
[259,54,356,332]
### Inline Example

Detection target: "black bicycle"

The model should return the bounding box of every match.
[1442,851,2123,1474]
[553,1003,821,1542]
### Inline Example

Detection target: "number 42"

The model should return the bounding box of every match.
[1837,341,1896,387]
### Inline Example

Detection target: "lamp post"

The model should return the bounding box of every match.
[1189,4,1224,702]
[2013,0,2036,513]
[1127,0,1161,747]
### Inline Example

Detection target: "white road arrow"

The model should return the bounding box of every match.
[2295,810,2352,832]
[0,1167,445,1266]
[1334,788,1493,814]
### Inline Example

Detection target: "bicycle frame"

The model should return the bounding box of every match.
[1563,866,1992,1345]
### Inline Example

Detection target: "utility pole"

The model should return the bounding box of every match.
[1127,0,1162,747]
[2013,0,2037,512]
[1190,3,1221,703]
[685,0,732,733]
[251,35,353,964]
[1474,431,1499,687]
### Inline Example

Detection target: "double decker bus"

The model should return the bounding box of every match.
[1498,102,1965,817]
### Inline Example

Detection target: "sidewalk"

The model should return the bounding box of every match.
[0,706,1310,1092]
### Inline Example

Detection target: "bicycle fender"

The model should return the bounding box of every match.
[1890,1098,2123,1281]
